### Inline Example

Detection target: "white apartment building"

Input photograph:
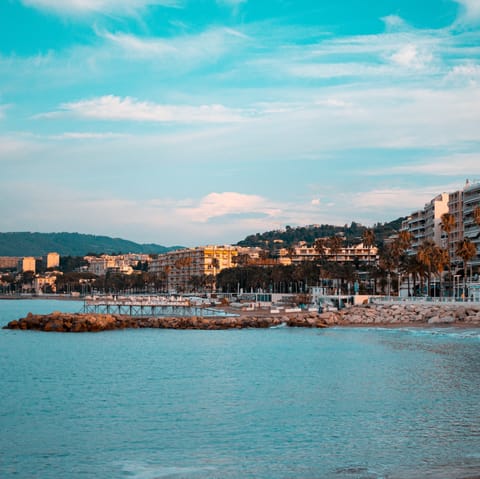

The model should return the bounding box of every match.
[401,193,449,254]
[284,241,378,264]
[446,189,464,266]
[85,255,136,276]
[463,180,480,268]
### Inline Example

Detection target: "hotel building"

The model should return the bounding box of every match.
[149,245,238,292]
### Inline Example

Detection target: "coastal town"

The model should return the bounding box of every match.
[1,180,480,308]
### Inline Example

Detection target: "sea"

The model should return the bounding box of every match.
[1,299,480,479]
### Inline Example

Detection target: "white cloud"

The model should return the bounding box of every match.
[454,0,480,23]
[390,44,433,69]
[176,192,281,223]
[381,15,409,31]
[36,95,251,123]
[20,0,179,15]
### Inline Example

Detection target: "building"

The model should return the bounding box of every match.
[401,193,449,254]
[33,274,57,294]
[0,257,20,270]
[85,255,135,276]
[446,188,464,266]
[149,245,238,292]
[424,193,449,246]
[463,180,480,268]
[281,241,378,264]
[45,252,60,269]
[19,256,36,273]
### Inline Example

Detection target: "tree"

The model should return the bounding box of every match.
[440,213,456,295]
[314,238,327,260]
[417,239,437,296]
[474,205,480,227]
[362,228,376,249]
[327,235,343,263]
[455,238,477,299]
[431,246,450,297]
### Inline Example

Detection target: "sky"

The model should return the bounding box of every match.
[1,0,480,247]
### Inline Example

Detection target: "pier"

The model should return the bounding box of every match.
[82,295,233,317]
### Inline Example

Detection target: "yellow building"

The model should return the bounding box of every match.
[149,245,238,292]
[46,252,60,269]
[19,256,36,273]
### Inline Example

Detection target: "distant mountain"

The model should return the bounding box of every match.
[236,217,406,249]
[0,232,182,257]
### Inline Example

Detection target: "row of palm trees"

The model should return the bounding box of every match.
[214,213,480,297]
[376,209,479,298]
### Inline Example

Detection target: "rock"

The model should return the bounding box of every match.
[428,315,455,324]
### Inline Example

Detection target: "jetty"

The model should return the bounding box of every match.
[82,295,233,318]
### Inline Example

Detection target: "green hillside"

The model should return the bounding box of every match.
[237,218,406,249]
[0,232,181,257]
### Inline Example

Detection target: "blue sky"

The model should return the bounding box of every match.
[1,0,479,246]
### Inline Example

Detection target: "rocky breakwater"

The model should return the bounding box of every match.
[3,311,329,332]
[317,303,480,326]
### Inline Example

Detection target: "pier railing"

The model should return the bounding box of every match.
[83,295,236,317]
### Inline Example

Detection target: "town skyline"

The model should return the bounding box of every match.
[1,0,480,245]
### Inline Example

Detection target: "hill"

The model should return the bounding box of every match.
[0,232,182,257]
[236,218,406,249]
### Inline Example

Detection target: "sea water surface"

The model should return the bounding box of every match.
[1,299,480,479]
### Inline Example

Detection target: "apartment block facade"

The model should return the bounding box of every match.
[282,241,378,264]
[402,193,449,254]
[402,180,480,271]
[463,180,480,267]
[45,252,60,269]
[149,245,238,292]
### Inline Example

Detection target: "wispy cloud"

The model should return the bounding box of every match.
[36,95,253,123]
[20,0,180,16]
[385,153,480,176]
[100,26,250,64]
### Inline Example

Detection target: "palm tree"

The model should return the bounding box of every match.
[314,238,326,260]
[362,228,376,270]
[327,235,343,263]
[431,246,450,297]
[398,230,412,251]
[440,213,455,296]
[391,232,412,296]
[455,238,477,300]
[362,228,375,249]
[417,239,437,296]
[474,205,480,228]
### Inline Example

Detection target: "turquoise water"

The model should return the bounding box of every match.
[1,300,480,479]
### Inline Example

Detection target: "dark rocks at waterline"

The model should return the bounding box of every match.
[2,311,329,332]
